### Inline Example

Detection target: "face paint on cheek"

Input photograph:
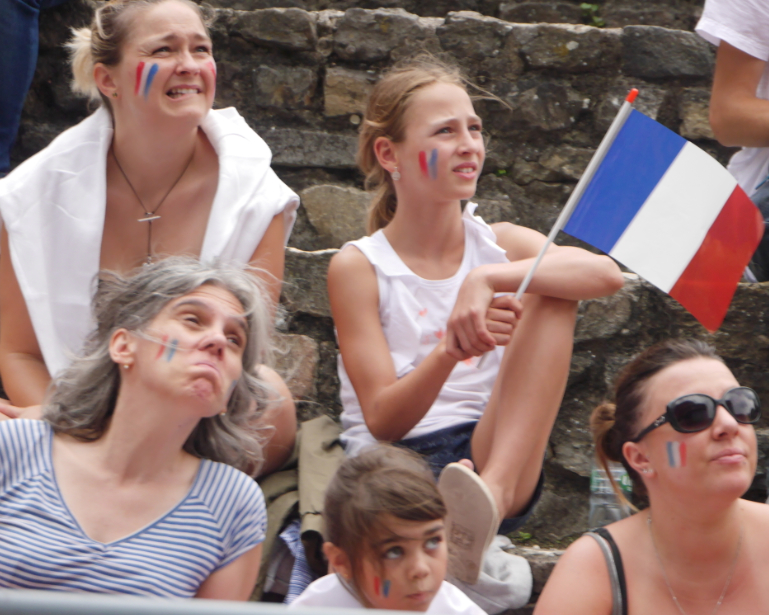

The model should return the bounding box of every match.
[419,151,429,177]
[154,334,170,360]
[373,576,380,596]
[165,339,179,362]
[382,579,390,598]
[135,62,159,100]
[428,148,438,180]
[666,441,687,468]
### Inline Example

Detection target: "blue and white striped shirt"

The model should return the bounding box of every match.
[0,419,266,596]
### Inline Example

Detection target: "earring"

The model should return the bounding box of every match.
[220,409,227,416]
[123,364,130,370]
[391,166,401,181]
[112,92,118,98]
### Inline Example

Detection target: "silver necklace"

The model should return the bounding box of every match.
[111,147,195,265]
[648,514,742,615]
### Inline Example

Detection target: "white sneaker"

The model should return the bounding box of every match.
[447,536,532,614]
[438,463,499,584]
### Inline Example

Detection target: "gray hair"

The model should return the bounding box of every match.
[67,0,215,106]
[44,257,274,476]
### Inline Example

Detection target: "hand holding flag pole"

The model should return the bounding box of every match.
[478,86,761,370]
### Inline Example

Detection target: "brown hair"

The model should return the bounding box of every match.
[591,339,723,507]
[66,0,214,107]
[324,445,446,596]
[358,56,466,235]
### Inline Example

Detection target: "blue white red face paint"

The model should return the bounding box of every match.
[666,441,687,468]
[373,576,390,598]
[153,334,179,362]
[135,62,159,100]
[419,149,438,180]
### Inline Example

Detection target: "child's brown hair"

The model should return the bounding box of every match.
[324,445,446,592]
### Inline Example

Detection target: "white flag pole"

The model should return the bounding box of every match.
[513,88,639,300]
[475,89,638,369]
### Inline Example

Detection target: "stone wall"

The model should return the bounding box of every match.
[18,0,766,565]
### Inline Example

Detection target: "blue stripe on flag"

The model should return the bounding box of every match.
[564,109,686,252]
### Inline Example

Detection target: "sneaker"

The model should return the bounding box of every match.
[438,463,499,584]
[447,535,532,614]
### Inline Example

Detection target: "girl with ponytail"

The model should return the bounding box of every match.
[328,54,624,600]
[536,340,769,614]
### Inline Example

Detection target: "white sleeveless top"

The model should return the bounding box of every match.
[338,203,510,456]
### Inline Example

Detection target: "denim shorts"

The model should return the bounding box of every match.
[397,421,543,535]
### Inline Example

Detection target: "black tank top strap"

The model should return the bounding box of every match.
[586,527,628,615]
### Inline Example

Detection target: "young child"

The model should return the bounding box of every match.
[328,56,624,585]
[290,445,484,613]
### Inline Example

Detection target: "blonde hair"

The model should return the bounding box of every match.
[66,0,214,105]
[591,339,723,508]
[358,56,467,235]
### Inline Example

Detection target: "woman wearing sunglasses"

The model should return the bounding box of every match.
[535,339,769,615]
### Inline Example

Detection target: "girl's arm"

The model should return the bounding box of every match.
[533,535,613,615]
[0,228,52,410]
[195,544,263,600]
[329,246,480,442]
[447,223,623,357]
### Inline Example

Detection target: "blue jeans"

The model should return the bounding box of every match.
[0,0,70,176]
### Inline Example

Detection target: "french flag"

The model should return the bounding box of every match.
[563,109,763,332]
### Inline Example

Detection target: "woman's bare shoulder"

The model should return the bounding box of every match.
[534,533,613,615]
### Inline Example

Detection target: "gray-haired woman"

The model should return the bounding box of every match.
[0,257,275,598]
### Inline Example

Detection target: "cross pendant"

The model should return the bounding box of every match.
[138,213,161,222]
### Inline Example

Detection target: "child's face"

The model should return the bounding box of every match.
[393,81,485,203]
[358,515,448,611]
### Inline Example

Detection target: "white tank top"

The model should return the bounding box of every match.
[338,203,510,456]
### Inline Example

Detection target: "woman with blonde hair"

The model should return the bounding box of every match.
[535,339,769,614]
[0,0,298,474]
[0,257,275,597]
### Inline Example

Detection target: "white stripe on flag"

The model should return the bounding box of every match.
[609,142,738,292]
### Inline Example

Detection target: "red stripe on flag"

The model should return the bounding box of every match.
[669,186,762,332]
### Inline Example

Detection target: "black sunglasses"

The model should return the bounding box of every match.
[631,387,761,443]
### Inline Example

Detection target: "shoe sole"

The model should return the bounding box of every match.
[438,463,499,584]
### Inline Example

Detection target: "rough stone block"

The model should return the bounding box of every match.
[498,2,582,25]
[282,247,337,318]
[253,65,318,109]
[594,79,668,132]
[622,26,715,79]
[231,8,318,51]
[575,285,634,343]
[514,82,582,132]
[679,87,715,141]
[522,25,622,73]
[274,333,319,400]
[324,67,375,117]
[300,184,369,248]
[334,8,424,62]
[263,128,357,168]
[438,11,513,62]
[539,145,594,181]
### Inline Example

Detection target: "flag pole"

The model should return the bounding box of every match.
[513,88,639,300]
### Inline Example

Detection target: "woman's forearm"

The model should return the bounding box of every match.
[364,342,459,442]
